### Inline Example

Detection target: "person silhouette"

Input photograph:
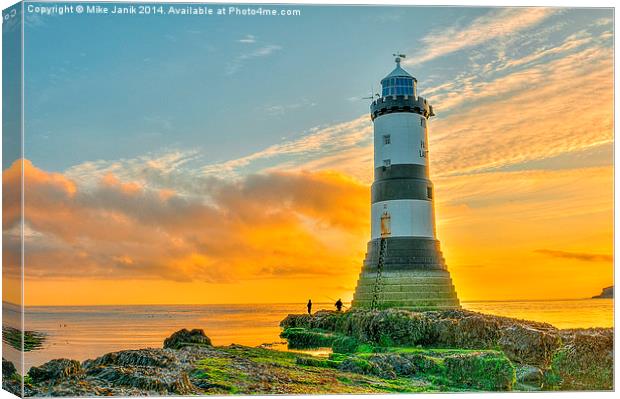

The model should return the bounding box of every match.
[307,299,312,315]
[335,298,343,312]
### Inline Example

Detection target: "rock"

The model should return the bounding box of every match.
[163,328,212,350]
[84,348,176,369]
[337,357,375,376]
[367,354,413,378]
[28,359,82,383]
[592,286,613,299]
[430,313,501,349]
[498,325,561,367]
[280,310,340,331]
[2,379,36,397]
[331,336,359,354]
[279,328,336,349]
[329,348,517,391]
[516,365,543,385]
[371,309,432,346]
[545,328,613,390]
[90,366,194,395]
[2,358,21,397]
[281,309,614,391]
[295,357,339,368]
[2,357,17,377]
[82,348,196,395]
[280,313,313,329]
[405,353,443,376]
[281,308,561,366]
[443,352,515,391]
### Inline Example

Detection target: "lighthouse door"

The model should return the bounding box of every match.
[380,211,391,237]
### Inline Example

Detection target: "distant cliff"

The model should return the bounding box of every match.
[592,286,613,299]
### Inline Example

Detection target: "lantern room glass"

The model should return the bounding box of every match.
[381,77,415,97]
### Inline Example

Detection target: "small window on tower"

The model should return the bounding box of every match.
[420,119,425,127]
[383,159,391,167]
[383,134,391,145]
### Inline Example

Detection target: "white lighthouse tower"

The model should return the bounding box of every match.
[352,55,460,310]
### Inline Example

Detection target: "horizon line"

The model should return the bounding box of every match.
[2,296,607,308]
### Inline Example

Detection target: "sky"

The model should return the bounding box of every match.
[2,3,614,305]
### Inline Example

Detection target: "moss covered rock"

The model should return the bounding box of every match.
[295,356,340,369]
[443,352,515,391]
[498,325,561,367]
[332,336,359,354]
[281,309,613,391]
[163,328,212,350]
[545,329,613,390]
[280,328,336,349]
[515,365,544,390]
[2,357,17,377]
[281,308,559,358]
[28,359,83,383]
[337,357,376,376]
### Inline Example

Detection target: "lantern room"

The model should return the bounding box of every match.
[380,56,417,98]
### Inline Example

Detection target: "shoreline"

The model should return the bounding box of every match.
[3,297,613,308]
[2,298,613,373]
[2,308,613,395]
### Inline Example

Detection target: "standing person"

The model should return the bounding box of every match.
[307,299,312,315]
[335,298,343,312]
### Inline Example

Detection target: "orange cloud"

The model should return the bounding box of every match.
[3,160,369,292]
[534,249,613,263]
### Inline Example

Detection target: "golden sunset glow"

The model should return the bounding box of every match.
[3,155,613,305]
[2,7,613,307]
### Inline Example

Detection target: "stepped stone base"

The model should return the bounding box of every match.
[352,237,460,310]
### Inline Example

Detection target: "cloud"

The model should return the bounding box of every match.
[263,99,317,116]
[535,249,613,263]
[226,44,282,75]
[200,116,372,178]
[61,16,612,190]
[407,8,557,65]
[63,30,612,188]
[492,29,593,72]
[428,45,613,177]
[4,160,369,283]
[238,34,256,44]
[65,150,201,189]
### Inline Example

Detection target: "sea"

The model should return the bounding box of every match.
[2,299,613,371]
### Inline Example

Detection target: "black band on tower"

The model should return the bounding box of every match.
[361,237,447,272]
[374,164,428,180]
[371,178,432,203]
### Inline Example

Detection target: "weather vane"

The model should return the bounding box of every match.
[393,53,406,64]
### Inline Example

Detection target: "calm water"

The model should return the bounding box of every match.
[2,299,613,371]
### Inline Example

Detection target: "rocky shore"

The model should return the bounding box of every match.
[2,309,613,396]
[593,286,614,299]
[280,308,613,391]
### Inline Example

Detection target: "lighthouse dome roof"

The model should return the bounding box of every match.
[382,64,415,81]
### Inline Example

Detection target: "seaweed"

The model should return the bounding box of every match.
[2,325,46,352]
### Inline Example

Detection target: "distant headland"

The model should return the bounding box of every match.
[592,286,613,299]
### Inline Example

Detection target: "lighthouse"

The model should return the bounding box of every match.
[351,56,460,310]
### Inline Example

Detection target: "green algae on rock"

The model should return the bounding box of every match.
[163,328,212,350]
[280,308,613,391]
[4,313,613,396]
[544,328,613,390]
[2,326,46,352]
[280,327,338,349]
